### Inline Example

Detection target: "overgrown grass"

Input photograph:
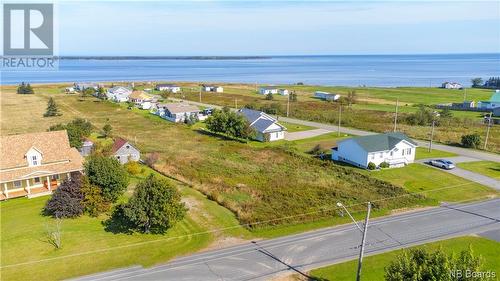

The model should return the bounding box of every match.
[456,161,500,179]
[309,236,500,281]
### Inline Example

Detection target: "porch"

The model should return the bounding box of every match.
[1,173,68,201]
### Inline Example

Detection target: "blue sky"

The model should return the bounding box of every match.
[57,1,500,56]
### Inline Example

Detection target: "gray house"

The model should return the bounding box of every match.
[111,138,140,164]
[79,139,95,156]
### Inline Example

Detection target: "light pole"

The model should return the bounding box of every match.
[484,112,492,150]
[428,119,435,152]
[337,202,372,281]
[393,99,399,132]
[286,93,290,117]
[338,105,342,137]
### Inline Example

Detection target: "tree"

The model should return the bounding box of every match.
[81,87,95,98]
[49,118,93,148]
[206,109,255,139]
[144,152,160,167]
[385,247,483,281]
[84,156,129,202]
[121,175,186,233]
[102,124,113,138]
[265,93,274,100]
[44,174,84,218]
[367,162,376,170]
[461,133,481,148]
[44,97,61,117]
[346,90,357,107]
[80,176,109,217]
[290,91,298,102]
[96,87,107,99]
[471,77,483,88]
[17,82,35,94]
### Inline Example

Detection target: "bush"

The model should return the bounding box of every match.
[49,118,93,148]
[125,161,142,175]
[102,124,113,138]
[308,144,326,156]
[379,161,390,169]
[265,93,274,100]
[461,133,481,149]
[84,156,129,203]
[144,152,160,167]
[367,162,376,170]
[44,174,84,218]
[116,175,186,233]
[80,176,110,216]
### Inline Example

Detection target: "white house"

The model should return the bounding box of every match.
[441,82,463,89]
[478,90,500,110]
[129,90,153,109]
[107,86,132,102]
[155,103,200,123]
[278,89,289,96]
[259,87,279,95]
[315,91,340,101]
[111,138,140,164]
[238,108,287,142]
[156,84,181,93]
[202,84,224,93]
[332,132,418,169]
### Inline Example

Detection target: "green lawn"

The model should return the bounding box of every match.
[457,161,500,179]
[279,121,316,132]
[0,167,251,281]
[309,236,500,281]
[414,147,458,160]
[368,164,497,203]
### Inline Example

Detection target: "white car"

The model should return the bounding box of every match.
[429,159,455,170]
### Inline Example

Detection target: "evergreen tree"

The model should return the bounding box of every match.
[44,97,60,117]
[84,155,129,203]
[102,124,113,138]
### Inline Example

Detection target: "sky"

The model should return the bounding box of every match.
[55,1,500,56]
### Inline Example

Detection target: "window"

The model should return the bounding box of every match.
[390,151,394,156]
[379,153,383,158]
[275,133,279,138]
[32,155,38,166]
[407,148,412,155]
[34,177,40,183]
[371,154,375,160]
[126,145,130,149]
[14,181,21,188]
[51,175,59,180]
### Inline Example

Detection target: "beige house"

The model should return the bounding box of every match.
[0,131,84,200]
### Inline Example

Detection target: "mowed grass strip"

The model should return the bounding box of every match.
[457,161,500,179]
[309,236,500,281]
[414,147,457,160]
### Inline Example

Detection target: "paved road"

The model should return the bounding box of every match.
[73,199,500,281]
[284,129,331,141]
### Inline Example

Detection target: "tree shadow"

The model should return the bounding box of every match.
[102,205,134,234]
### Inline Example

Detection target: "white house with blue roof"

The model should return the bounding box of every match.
[478,90,500,110]
[238,108,286,142]
[332,132,418,169]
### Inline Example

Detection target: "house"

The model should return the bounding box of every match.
[451,101,475,109]
[259,86,279,95]
[238,108,287,142]
[155,103,200,123]
[332,132,418,169]
[129,90,153,109]
[478,90,500,110]
[441,82,463,89]
[493,107,500,117]
[202,84,224,93]
[315,91,340,101]
[79,139,94,156]
[111,138,140,164]
[278,89,289,96]
[74,82,98,92]
[107,86,132,102]
[156,84,181,93]
[65,86,76,93]
[0,131,84,200]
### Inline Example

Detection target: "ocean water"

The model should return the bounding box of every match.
[1,53,499,86]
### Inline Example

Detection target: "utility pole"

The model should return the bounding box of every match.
[463,88,467,102]
[428,120,435,152]
[484,112,492,150]
[356,202,371,281]
[338,105,342,136]
[235,98,238,110]
[286,93,290,117]
[393,99,399,132]
[199,86,202,103]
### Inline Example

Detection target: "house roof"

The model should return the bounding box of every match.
[238,108,286,133]
[0,131,84,182]
[108,86,132,94]
[159,103,200,114]
[111,138,129,153]
[129,90,151,100]
[339,132,418,153]
[489,90,500,103]
[260,86,277,90]
[157,84,179,88]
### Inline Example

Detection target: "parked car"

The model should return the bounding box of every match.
[429,159,455,170]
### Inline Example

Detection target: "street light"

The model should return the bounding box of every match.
[337,201,372,281]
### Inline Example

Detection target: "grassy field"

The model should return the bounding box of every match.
[309,236,500,281]
[0,167,251,281]
[414,147,457,160]
[457,161,500,179]
[279,121,316,132]
[367,164,497,203]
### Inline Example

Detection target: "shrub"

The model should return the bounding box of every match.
[308,144,326,156]
[125,161,142,175]
[84,156,129,202]
[461,133,481,148]
[367,162,376,170]
[265,93,274,100]
[102,124,113,138]
[80,176,110,216]
[379,161,390,168]
[144,152,160,167]
[118,175,186,233]
[44,174,84,218]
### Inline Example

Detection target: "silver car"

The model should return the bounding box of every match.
[429,159,455,170]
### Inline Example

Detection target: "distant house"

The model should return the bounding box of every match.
[332,132,418,169]
[79,139,94,156]
[478,90,500,110]
[238,108,287,142]
[0,131,84,200]
[278,89,289,96]
[129,90,153,109]
[74,83,98,92]
[65,86,76,93]
[107,86,132,102]
[111,138,140,164]
[451,100,475,109]
[156,84,181,93]
[315,91,340,101]
[155,103,200,123]
[259,87,279,95]
[441,82,463,89]
[202,84,224,93]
